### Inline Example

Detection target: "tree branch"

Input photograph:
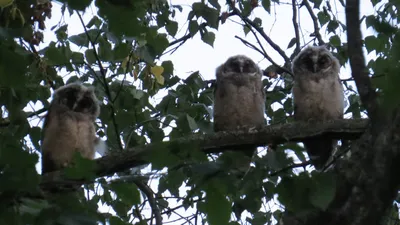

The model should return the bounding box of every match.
[292,0,301,56]
[40,119,368,190]
[302,0,325,45]
[133,179,162,225]
[230,6,290,63]
[77,11,124,150]
[345,0,379,120]
[234,36,293,76]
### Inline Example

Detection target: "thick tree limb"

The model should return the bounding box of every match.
[345,0,379,120]
[40,119,368,189]
[283,109,400,225]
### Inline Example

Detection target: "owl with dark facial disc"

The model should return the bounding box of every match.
[213,55,265,172]
[41,82,101,174]
[292,45,344,170]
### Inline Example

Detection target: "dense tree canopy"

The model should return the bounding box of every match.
[1,0,400,224]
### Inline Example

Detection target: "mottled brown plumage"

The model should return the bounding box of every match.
[292,45,344,170]
[41,83,100,174]
[213,55,265,171]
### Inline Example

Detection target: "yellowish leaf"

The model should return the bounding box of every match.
[151,65,165,85]
[121,56,129,71]
[0,0,13,8]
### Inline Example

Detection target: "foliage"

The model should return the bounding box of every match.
[0,0,399,225]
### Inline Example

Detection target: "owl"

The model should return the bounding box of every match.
[213,55,265,171]
[41,82,101,174]
[291,45,344,170]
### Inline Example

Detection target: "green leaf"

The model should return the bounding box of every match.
[311,0,322,8]
[364,35,379,53]
[365,15,376,28]
[68,33,89,47]
[63,152,97,180]
[243,25,250,35]
[189,20,199,36]
[109,182,141,206]
[109,216,130,225]
[327,20,339,33]
[201,31,215,47]
[192,2,219,29]
[147,143,181,170]
[329,35,341,47]
[205,184,230,225]
[85,49,97,64]
[202,7,219,29]
[19,198,50,216]
[66,0,92,11]
[309,172,336,210]
[98,38,113,61]
[186,114,198,130]
[253,17,262,27]
[287,37,297,49]
[317,11,330,26]
[161,60,174,75]
[276,173,314,213]
[166,21,178,36]
[28,126,42,150]
[44,45,69,65]
[71,52,84,63]
[262,0,271,13]
[208,0,221,10]
[86,16,102,28]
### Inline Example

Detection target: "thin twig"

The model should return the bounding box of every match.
[77,11,124,150]
[302,0,325,45]
[231,7,290,63]
[0,107,47,127]
[292,0,301,56]
[345,0,379,120]
[234,36,293,76]
[268,161,310,177]
[134,179,162,225]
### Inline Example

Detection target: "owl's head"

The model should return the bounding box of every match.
[292,45,340,77]
[53,82,100,117]
[217,55,261,78]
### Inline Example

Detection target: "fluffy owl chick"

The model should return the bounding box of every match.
[292,45,344,170]
[214,55,265,171]
[41,83,100,174]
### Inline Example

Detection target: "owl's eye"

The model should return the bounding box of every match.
[243,61,252,72]
[303,57,314,67]
[63,90,78,109]
[228,62,241,72]
[75,96,94,113]
[318,56,330,67]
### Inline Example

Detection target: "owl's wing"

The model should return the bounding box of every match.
[40,106,54,144]
[40,102,70,143]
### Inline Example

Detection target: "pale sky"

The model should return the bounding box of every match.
[29,0,383,224]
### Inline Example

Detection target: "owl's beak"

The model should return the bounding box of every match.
[313,64,318,73]
[239,66,243,73]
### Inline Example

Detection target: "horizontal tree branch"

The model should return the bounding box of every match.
[40,119,369,190]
